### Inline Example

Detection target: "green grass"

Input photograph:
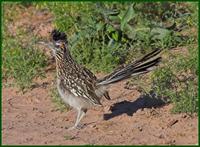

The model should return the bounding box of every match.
[152,46,198,113]
[2,3,47,91]
[3,41,47,90]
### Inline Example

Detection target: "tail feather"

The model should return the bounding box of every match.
[113,49,161,76]
[133,48,162,66]
[97,49,162,86]
[112,57,161,80]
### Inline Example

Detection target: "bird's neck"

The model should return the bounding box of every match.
[55,50,77,78]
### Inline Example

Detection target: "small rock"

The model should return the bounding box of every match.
[63,118,69,121]
[167,119,178,128]
[136,109,142,114]
[143,108,148,112]
[188,123,193,127]
[70,136,76,140]
[7,126,14,130]
[90,124,96,128]
[181,114,188,118]
[51,108,59,112]
[149,109,159,116]
[158,134,164,139]
[32,107,38,111]
[107,130,114,134]
[138,126,143,132]
[26,137,33,141]
[165,139,176,145]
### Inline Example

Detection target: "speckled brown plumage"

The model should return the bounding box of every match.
[48,29,161,129]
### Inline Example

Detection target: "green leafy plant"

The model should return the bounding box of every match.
[36,2,192,72]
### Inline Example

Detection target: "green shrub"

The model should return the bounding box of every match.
[151,47,198,113]
[36,2,194,72]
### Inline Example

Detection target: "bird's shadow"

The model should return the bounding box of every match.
[104,93,167,120]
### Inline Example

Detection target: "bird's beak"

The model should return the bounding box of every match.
[38,41,54,50]
[38,41,56,55]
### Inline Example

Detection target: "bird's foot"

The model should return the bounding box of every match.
[67,124,85,131]
[76,124,86,129]
[67,126,76,131]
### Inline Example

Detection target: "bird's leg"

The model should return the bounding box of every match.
[68,108,87,130]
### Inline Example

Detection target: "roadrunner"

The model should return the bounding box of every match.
[41,29,162,130]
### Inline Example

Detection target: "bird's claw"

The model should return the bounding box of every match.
[67,124,85,131]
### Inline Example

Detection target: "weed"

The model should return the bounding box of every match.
[3,43,47,90]
[2,3,48,91]
[151,47,198,113]
[63,134,73,140]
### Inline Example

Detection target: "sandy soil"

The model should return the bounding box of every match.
[2,73,198,145]
[2,5,198,145]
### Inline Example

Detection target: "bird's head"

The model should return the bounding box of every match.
[50,29,68,55]
[38,29,70,58]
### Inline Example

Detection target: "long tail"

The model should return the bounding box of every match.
[97,49,162,86]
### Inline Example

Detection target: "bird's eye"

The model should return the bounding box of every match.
[55,44,60,48]
[55,42,61,48]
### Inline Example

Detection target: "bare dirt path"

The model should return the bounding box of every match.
[2,5,198,145]
[2,72,198,145]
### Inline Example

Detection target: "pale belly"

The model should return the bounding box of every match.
[57,79,93,110]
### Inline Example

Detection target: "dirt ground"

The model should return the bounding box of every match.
[2,6,198,145]
[2,74,198,145]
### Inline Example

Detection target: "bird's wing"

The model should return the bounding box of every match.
[66,66,102,105]
[82,66,111,100]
